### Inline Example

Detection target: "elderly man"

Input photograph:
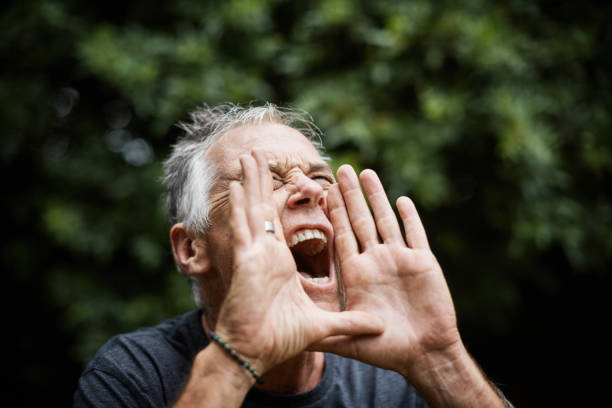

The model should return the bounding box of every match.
[74,104,511,407]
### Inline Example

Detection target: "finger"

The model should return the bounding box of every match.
[240,154,263,236]
[360,169,404,244]
[229,181,252,246]
[252,149,285,242]
[397,196,430,250]
[240,154,260,200]
[315,310,385,341]
[308,334,358,355]
[336,165,379,250]
[328,184,359,260]
[252,149,272,201]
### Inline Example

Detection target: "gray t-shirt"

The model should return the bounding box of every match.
[74,310,427,407]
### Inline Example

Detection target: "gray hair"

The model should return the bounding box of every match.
[162,102,327,307]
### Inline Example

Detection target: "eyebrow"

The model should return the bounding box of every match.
[268,161,332,174]
[308,162,333,173]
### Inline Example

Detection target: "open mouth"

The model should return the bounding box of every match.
[288,228,331,285]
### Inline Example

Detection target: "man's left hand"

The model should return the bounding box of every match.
[313,164,462,383]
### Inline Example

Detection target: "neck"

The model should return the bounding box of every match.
[201,312,326,395]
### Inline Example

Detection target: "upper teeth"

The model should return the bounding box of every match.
[289,228,327,255]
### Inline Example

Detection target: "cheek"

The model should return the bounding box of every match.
[272,189,292,216]
[322,189,330,218]
[208,228,234,284]
[208,189,231,221]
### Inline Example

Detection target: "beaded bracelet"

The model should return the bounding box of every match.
[209,331,264,384]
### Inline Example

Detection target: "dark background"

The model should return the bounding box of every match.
[2,0,610,406]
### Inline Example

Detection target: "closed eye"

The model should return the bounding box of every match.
[272,176,284,190]
[315,175,333,182]
[311,174,334,186]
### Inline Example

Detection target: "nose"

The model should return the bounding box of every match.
[287,173,326,209]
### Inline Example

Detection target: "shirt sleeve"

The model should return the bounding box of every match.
[73,368,153,408]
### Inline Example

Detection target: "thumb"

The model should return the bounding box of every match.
[313,310,385,342]
[308,334,354,355]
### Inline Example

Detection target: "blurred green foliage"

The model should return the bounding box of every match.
[2,0,611,405]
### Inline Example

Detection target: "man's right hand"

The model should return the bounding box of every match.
[175,151,384,408]
[214,151,384,376]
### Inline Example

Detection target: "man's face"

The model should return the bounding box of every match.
[203,122,342,312]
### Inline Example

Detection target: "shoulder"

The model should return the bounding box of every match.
[74,310,206,407]
[86,310,204,375]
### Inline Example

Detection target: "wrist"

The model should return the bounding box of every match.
[209,331,264,384]
[174,345,254,407]
[212,324,269,377]
[405,342,505,408]
[196,343,257,391]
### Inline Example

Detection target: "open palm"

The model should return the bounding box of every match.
[214,153,384,375]
[317,165,461,381]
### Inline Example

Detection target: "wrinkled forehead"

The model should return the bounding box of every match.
[207,122,327,175]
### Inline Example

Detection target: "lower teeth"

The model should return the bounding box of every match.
[308,276,329,284]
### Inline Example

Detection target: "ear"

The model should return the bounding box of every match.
[170,223,211,276]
